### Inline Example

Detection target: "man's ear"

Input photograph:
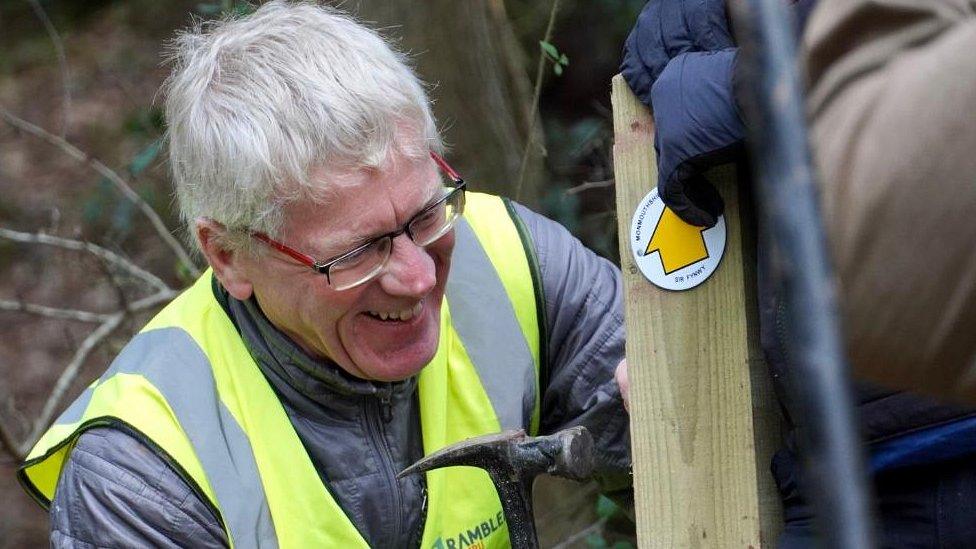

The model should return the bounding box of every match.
[195,218,254,301]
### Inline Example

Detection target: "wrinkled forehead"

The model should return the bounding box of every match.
[285,160,432,238]
[276,149,443,253]
[344,118,434,170]
[276,119,439,201]
[306,149,440,204]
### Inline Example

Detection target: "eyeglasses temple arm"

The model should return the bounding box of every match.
[430,151,463,184]
[251,232,318,268]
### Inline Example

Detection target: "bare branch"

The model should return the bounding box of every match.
[552,516,608,549]
[23,288,178,452]
[22,313,124,454]
[0,227,170,292]
[128,289,180,312]
[0,108,200,278]
[486,0,538,140]
[90,248,132,314]
[0,228,180,459]
[0,411,25,462]
[565,178,614,196]
[514,0,562,202]
[26,0,71,137]
[0,300,112,323]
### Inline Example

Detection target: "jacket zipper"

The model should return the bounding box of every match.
[365,391,402,546]
[379,393,393,423]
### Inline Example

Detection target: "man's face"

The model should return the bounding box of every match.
[234,153,454,381]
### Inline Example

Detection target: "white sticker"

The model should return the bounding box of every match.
[630,187,727,291]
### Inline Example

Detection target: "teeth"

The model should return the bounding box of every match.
[368,302,422,322]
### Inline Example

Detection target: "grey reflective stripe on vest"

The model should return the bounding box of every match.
[446,219,536,431]
[59,385,94,425]
[93,327,277,549]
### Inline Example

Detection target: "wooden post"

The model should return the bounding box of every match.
[611,75,783,547]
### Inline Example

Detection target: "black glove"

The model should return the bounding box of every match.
[621,0,746,227]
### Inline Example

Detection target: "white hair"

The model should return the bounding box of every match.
[163,0,441,250]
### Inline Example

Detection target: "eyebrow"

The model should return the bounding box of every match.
[420,182,443,209]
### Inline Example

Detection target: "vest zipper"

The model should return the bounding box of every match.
[379,393,393,423]
[365,393,403,546]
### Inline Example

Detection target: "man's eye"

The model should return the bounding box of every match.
[326,238,368,259]
[413,208,440,229]
[335,244,374,269]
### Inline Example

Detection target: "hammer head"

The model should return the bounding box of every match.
[398,426,594,482]
[399,427,594,549]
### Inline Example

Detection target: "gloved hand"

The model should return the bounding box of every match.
[621,0,746,228]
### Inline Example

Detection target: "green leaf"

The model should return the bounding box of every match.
[539,40,560,61]
[110,198,136,235]
[559,53,570,66]
[596,495,618,519]
[586,532,609,548]
[196,3,221,15]
[233,2,257,16]
[553,64,563,76]
[82,179,114,225]
[129,140,163,178]
[176,259,198,286]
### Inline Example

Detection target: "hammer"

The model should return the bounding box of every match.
[398,427,595,549]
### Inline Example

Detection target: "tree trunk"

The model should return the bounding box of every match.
[349,0,545,208]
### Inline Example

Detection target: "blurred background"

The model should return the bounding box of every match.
[0,0,643,545]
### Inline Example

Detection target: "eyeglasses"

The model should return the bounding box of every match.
[250,152,466,291]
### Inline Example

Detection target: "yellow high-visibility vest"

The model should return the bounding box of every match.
[20,193,544,549]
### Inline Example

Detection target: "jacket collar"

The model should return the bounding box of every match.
[212,280,413,406]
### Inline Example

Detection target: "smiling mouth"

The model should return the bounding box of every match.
[365,302,423,322]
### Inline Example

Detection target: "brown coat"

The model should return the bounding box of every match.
[802,0,976,399]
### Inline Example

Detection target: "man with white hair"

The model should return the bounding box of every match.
[18,2,631,547]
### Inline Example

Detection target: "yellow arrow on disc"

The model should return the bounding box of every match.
[644,207,709,274]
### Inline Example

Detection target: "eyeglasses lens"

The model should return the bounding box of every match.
[329,238,391,291]
[409,189,463,247]
[328,186,464,290]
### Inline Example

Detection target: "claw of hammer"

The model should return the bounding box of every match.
[398,427,595,549]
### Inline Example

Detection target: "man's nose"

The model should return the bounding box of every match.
[378,234,436,296]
